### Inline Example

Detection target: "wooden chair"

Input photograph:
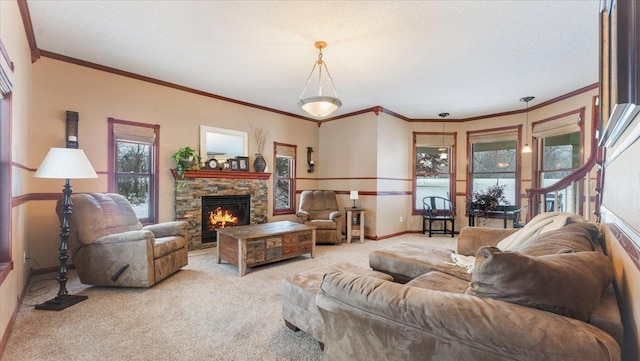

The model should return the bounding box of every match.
[422,196,455,237]
[512,205,527,228]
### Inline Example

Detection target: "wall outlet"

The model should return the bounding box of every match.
[400,216,403,223]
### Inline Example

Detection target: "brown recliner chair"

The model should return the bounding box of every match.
[60,193,189,287]
[296,190,342,244]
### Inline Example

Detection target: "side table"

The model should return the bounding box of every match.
[344,207,365,244]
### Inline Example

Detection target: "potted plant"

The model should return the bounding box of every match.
[467,184,509,220]
[171,146,202,176]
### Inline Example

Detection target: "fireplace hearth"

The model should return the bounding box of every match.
[201,195,250,243]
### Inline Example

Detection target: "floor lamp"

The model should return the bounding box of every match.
[34,148,97,311]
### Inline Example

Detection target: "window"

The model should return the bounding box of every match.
[0,94,10,268]
[0,61,13,270]
[532,109,583,212]
[468,127,520,206]
[273,142,296,215]
[413,132,455,212]
[108,118,159,223]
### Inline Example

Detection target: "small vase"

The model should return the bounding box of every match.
[253,153,266,172]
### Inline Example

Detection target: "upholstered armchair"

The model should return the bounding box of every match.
[60,193,188,287]
[296,190,342,244]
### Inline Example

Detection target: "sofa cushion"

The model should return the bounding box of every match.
[406,271,470,293]
[305,219,337,230]
[507,222,601,256]
[496,212,586,251]
[468,246,614,322]
[369,242,471,283]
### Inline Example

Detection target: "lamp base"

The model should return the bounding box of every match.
[35,294,88,311]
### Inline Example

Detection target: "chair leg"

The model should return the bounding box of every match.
[428,220,433,237]
[451,219,455,237]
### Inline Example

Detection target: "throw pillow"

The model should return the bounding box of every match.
[507,222,601,256]
[468,246,614,322]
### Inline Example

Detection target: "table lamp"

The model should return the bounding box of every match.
[34,147,97,311]
[350,191,359,208]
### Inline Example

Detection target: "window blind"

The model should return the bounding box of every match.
[275,143,296,158]
[532,113,581,139]
[415,133,455,147]
[113,123,156,144]
[0,65,12,98]
[468,128,518,144]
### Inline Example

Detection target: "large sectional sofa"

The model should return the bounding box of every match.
[314,212,622,360]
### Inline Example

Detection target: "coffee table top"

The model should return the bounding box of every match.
[215,221,315,239]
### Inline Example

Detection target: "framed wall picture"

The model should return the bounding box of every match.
[230,158,239,170]
[237,156,249,171]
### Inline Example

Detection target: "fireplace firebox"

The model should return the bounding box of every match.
[201,195,250,243]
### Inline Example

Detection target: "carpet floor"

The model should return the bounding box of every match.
[2,233,456,361]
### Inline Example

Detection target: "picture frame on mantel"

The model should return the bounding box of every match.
[230,158,239,171]
[237,156,249,171]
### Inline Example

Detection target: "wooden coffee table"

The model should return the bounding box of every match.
[216,221,316,276]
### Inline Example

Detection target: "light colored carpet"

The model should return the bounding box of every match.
[2,233,456,361]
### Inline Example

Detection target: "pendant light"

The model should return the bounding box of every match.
[298,41,342,118]
[520,96,534,153]
[438,113,449,159]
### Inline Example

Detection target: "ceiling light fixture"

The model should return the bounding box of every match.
[520,96,535,153]
[298,41,342,118]
[438,112,449,159]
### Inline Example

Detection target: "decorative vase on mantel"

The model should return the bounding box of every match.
[253,153,266,172]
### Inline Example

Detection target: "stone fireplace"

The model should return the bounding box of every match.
[172,169,270,249]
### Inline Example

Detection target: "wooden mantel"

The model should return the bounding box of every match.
[171,169,271,180]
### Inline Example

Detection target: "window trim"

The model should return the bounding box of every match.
[466,125,522,210]
[273,142,296,216]
[531,108,585,190]
[108,118,159,224]
[0,93,11,273]
[412,131,456,215]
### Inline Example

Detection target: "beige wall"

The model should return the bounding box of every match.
[29,57,320,268]
[3,4,637,358]
[318,112,377,235]
[0,0,33,349]
[316,89,598,238]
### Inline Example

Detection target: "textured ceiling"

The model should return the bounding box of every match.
[27,0,601,120]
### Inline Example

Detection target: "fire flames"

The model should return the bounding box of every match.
[208,207,238,228]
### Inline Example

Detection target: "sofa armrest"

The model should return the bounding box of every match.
[143,221,188,239]
[296,211,310,222]
[317,272,620,361]
[329,211,342,221]
[456,227,519,255]
[94,230,154,245]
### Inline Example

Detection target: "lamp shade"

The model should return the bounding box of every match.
[34,148,98,179]
[350,191,359,200]
[522,144,532,153]
[298,96,342,118]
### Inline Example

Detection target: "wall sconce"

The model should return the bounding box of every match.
[350,190,359,208]
[66,111,79,149]
[307,147,315,173]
